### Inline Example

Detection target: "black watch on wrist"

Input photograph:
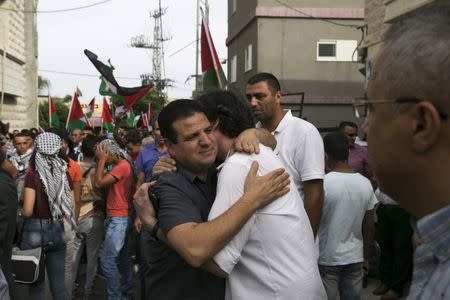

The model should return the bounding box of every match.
[151,221,160,240]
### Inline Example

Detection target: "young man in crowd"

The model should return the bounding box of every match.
[338,121,373,181]
[245,73,324,236]
[95,139,135,300]
[133,99,290,299]
[71,128,83,161]
[72,135,105,299]
[318,132,376,300]
[360,1,449,297]
[199,90,326,299]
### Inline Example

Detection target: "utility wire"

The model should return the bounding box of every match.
[168,39,198,57]
[39,69,139,80]
[273,0,361,28]
[0,0,112,14]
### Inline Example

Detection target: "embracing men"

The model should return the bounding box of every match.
[134,91,325,299]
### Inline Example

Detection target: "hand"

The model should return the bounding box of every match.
[133,181,157,231]
[363,259,370,275]
[243,161,290,209]
[233,128,260,154]
[134,216,142,233]
[152,156,177,176]
[95,143,109,162]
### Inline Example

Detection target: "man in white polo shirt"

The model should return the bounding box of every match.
[244,73,324,236]
[200,90,326,299]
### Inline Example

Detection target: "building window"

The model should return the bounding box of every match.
[244,44,252,72]
[230,55,237,82]
[317,40,358,62]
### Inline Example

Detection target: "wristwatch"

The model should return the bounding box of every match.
[151,221,160,240]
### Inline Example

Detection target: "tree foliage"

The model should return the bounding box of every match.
[110,88,167,123]
[38,97,69,129]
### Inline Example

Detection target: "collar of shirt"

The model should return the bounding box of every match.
[273,110,293,134]
[175,163,216,184]
[415,205,450,262]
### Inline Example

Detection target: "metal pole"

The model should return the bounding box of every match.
[1,24,8,117]
[195,0,199,93]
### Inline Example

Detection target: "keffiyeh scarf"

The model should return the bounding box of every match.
[100,138,135,176]
[9,147,33,173]
[35,133,75,227]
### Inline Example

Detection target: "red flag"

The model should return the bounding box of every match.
[48,96,60,128]
[141,112,149,129]
[124,85,152,109]
[66,93,89,130]
[102,97,114,132]
[201,11,227,90]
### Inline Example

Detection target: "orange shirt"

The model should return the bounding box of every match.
[107,160,135,217]
[68,158,82,183]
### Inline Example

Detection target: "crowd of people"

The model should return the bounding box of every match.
[0,1,448,299]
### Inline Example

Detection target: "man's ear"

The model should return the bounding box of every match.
[411,101,442,152]
[164,139,176,157]
[275,91,282,105]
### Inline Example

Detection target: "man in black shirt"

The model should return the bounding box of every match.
[135,100,290,300]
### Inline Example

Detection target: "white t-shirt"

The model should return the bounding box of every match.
[319,172,378,266]
[209,145,326,300]
[259,110,324,199]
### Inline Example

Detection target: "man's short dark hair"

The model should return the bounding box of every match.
[338,121,358,131]
[247,72,281,95]
[126,129,142,145]
[81,135,99,158]
[13,132,28,141]
[198,90,255,139]
[20,129,35,140]
[323,132,349,162]
[158,99,206,144]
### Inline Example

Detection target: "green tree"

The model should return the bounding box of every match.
[110,88,167,125]
[38,76,51,94]
[39,98,69,129]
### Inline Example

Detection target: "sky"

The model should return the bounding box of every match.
[37,0,227,103]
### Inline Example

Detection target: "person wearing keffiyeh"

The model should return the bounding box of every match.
[20,132,72,300]
[95,138,136,300]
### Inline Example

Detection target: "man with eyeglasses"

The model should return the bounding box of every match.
[354,1,449,298]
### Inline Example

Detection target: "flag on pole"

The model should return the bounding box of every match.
[48,96,60,128]
[76,86,83,97]
[102,97,114,132]
[66,92,89,130]
[201,10,227,91]
[141,112,149,129]
[85,97,95,118]
[84,49,153,108]
[147,103,152,120]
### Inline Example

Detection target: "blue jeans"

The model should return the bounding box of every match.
[21,219,67,300]
[100,216,133,300]
[319,262,363,300]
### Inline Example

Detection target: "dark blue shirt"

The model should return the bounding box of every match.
[148,163,225,300]
[135,142,168,181]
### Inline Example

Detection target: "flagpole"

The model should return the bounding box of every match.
[48,95,51,128]
[65,93,75,129]
[195,0,200,93]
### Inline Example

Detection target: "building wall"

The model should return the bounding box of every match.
[0,0,38,130]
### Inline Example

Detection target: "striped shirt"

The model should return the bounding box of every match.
[408,205,450,299]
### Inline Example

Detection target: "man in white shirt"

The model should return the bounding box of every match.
[319,132,377,300]
[199,90,326,300]
[245,73,324,236]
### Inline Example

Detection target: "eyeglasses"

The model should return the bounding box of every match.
[353,97,449,120]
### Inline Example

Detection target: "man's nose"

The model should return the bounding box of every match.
[249,96,257,107]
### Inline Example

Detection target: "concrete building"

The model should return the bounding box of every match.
[0,0,39,130]
[362,0,437,78]
[227,0,365,130]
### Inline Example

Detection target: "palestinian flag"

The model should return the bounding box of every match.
[76,86,83,97]
[85,97,95,118]
[66,92,89,130]
[141,112,149,129]
[201,12,227,91]
[84,49,153,108]
[48,96,60,128]
[102,97,114,132]
[127,111,141,128]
